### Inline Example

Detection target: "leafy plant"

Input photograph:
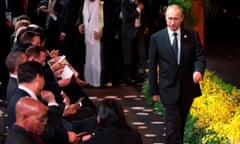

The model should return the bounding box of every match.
[142,69,240,143]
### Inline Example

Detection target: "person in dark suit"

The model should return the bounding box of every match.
[5,51,27,101]
[37,0,63,50]
[8,0,26,24]
[5,97,48,144]
[25,45,97,112]
[80,99,143,144]
[59,0,86,80]
[121,0,149,85]
[6,61,97,144]
[148,4,206,144]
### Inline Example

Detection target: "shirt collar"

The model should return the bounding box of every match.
[168,28,181,38]
[18,85,38,100]
[10,73,18,79]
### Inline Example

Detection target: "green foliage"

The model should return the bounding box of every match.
[207,70,234,94]
[141,78,165,115]
[184,115,204,143]
[142,69,240,143]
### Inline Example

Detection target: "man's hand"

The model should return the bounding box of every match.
[67,131,80,144]
[63,104,80,117]
[94,31,100,40]
[58,78,71,87]
[40,90,56,104]
[152,95,160,102]
[61,91,70,105]
[38,5,47,12]
[49,49,60,58]
[78,24,84,34]
[193,71,203,83]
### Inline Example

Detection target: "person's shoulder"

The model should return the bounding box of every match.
[181,28,198,35]
[151,28,167,39]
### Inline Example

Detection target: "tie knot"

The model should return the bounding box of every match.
[173,32,177,37]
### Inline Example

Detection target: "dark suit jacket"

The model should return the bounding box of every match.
[81,126,143,144]
[8,0,25,18]
[7,88,29,128]
[37,0,63,50]
[5,124,44,144]
[149,28,206,104]
[37,0,63,29]
[60,0,84,35]
[6,76,18,102]
[6,88,70,144]
[121,0,148,40]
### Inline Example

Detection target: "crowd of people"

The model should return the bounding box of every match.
[1,0,207,143]
[1,0,169,88]
[0,0,168,143]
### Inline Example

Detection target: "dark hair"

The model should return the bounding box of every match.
[17,30,40,45]
[16,15,31,22]
[18,61,44,83]
[25,45,47,59]
[27,24,46,44]
[5,51,26,73]
[97,99,130,129]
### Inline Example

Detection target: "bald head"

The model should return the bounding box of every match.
[15,97,48,135]
[16,97,47,116]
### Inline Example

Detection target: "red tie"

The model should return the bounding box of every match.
[34,135,45,144]
[23,0,27,13]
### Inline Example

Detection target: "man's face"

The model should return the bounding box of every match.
[31,36,41,46]
[165,6,184,31]
[34,51,46,66]
[37,74,45,95]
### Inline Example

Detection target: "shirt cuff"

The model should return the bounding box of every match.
[48,102,59,106]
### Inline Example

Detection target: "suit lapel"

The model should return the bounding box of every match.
[179,29,188,65]
[162,29,175,59]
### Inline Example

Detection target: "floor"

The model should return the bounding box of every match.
[84,83,167,144]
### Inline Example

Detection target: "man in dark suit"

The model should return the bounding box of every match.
[5,51,27,101]
[5,97,48,144]
[8,0,26,24]
[121,0,149,85]
[37,0,63,50]
[148,4,206,144]
[7,61,97,144]
[59,0,85,80]
[6,61,72,144]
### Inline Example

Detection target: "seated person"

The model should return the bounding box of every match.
[80,99,143,144]
[5,97,48,144]
[7,61,98,144]
[5,51,27,101]
[25,45,96,113]
[10,15,31,49]
[12,27,42,52]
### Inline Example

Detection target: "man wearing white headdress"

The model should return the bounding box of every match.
[82,0,104,87]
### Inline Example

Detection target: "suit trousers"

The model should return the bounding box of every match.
[163,97,193,144]
[122,31,147,82]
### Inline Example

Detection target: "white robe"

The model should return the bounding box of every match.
[83,0,103,87]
